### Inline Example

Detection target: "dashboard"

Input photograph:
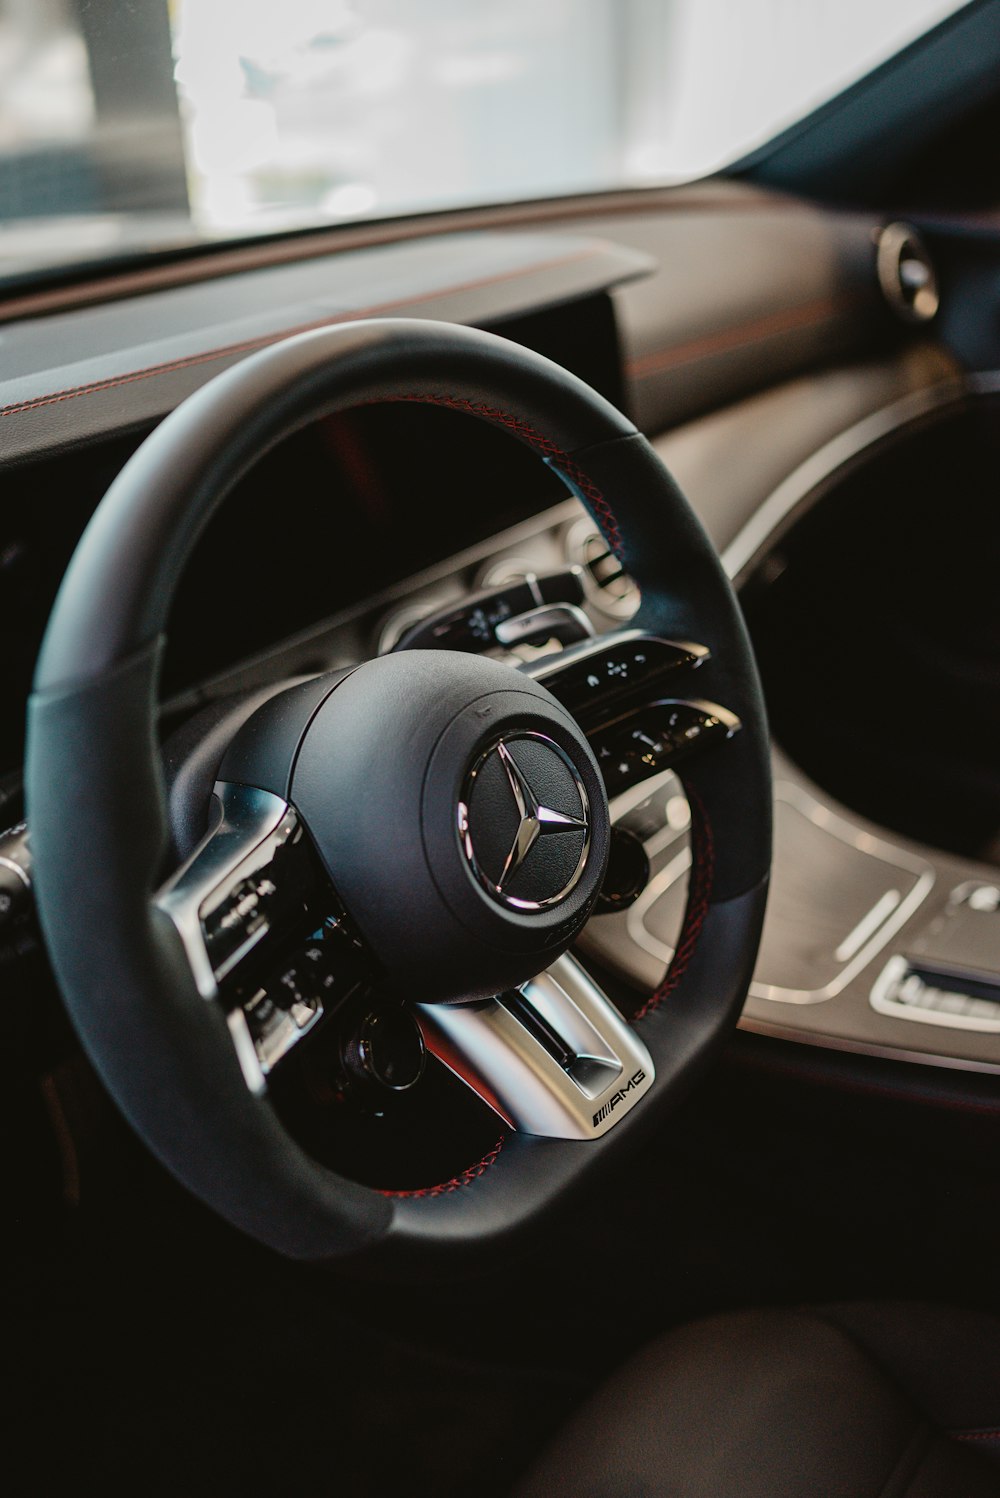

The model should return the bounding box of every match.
[4,179,1000,1114]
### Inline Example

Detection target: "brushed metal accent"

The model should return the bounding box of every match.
[628,780,934,1005]
[834,889,902,964]
[417,954,654,1139]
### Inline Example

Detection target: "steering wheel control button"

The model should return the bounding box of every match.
[591,700,741,794]
[200,809,314,984]
[237,923,369,1079]
[532,632,709,723]
[244,985,321,1075]
[155,781,376,1087]
[157,785,297,998]
[460,734,590,910]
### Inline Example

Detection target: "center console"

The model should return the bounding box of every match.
[581,745,1000,1076]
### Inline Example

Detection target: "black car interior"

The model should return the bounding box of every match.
[6,4,1000,1494]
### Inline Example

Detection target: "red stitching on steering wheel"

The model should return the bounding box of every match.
[633,785,714,1021]
[378,1134,506,1198]
[375,393,625,560]
[382,792,714,1198]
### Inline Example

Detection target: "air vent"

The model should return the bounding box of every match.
[877,222,939,324]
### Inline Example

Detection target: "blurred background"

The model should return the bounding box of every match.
[0,0,966,277]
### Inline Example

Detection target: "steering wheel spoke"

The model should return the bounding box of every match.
[155,781,372,1092]
[416,953,654,1140]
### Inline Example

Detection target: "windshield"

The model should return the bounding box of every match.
[0,0,970,283]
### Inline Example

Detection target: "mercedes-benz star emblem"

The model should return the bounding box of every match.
[459,733,592,911]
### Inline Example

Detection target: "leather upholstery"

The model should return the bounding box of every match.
[515,1305,1000,1497]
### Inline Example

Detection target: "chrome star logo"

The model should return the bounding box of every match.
[459,733,591,911]
[494,740,587,892]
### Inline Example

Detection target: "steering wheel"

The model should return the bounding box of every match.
[25,319,770,1268]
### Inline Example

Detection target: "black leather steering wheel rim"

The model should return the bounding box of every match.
[25,318,771,1266]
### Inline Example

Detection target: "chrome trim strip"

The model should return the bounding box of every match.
[0,855,30,890]
[721,375,968,582]
[738,1012,1000,1078]
[870,955,1000,1035]
[834,889,902,965]
[495,602,593,647]
[628,780,935,1006]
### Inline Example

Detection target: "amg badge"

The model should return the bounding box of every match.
[593,1068,647,1128]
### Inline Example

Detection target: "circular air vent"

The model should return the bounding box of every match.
[877,222,940,324]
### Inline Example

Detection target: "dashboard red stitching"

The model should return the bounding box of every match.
[0,332,314,418]
[954,1430,1000,1443]
[632,785,714,1021]
[378,1134,506,1198]
[382,392,624,559]
[625,289,866,381]
[0,247,600,421]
